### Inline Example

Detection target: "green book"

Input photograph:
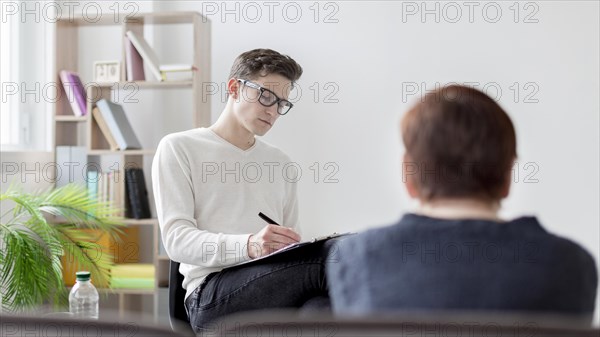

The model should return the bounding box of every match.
[111,277,155,289]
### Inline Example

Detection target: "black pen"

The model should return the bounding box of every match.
[258,212,280,226]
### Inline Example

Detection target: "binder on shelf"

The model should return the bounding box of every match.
[125,30,195,82]
[59,70,87,116]
[92,107,120,150]
[55,146,87,188]
[125,168,151,219]
[124,36,145,81]
[95,99,142,150]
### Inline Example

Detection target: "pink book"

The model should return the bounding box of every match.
[125,36,145,81]
[59,70,87,116]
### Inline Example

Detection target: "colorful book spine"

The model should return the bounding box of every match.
[111,263,155,278]
[100,172,108,209]
[124,36,145,81]
[125,30,162,81]
[59,70,87,116]
[92,107,120,150]
[95,99,142,150]
[87,170,98,201]
[111,277,154,289]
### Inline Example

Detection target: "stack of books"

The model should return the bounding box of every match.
[110,263,155,289]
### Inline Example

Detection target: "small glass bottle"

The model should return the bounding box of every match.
[68,271,99,319]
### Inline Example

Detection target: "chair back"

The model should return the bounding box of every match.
[207,310,599,337]
[169,259,193,334]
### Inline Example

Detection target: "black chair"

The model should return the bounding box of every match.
[169,260,194,335]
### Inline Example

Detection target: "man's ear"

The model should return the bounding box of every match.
[227,78,240,99]
[402,153,419,199]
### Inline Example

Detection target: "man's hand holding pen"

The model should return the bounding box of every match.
[247,213,301,259]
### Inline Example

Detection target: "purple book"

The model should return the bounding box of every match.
[59,70,87,116]
[125,36,145,81]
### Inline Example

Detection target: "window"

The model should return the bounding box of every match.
[1,5,52,151]
[0,12,20,146]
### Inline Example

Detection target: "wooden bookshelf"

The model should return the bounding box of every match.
[92,81,193,89]
[87,149,155,156]
[52,11,211,319]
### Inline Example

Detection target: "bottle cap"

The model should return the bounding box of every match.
[75,271,91,281]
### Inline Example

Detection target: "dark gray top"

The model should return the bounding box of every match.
[327,214,597,318]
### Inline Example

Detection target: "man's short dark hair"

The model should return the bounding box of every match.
[401,85,517,202]
[228,49,303,87]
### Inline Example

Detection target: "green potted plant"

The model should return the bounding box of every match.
[0,183,124,312]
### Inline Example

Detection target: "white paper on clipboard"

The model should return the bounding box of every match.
[231,232,353,268]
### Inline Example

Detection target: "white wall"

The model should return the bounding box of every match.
[152,2,599,246]
[152,0,599,320]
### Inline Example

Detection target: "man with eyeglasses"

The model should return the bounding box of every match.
[152,49,334,333]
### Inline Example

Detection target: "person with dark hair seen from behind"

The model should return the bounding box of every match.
[153,49,333,333]
[327,85,598,323]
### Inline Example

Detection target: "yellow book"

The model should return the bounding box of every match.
[111,263,155,278]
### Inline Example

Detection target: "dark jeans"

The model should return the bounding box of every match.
[185,239,338,334]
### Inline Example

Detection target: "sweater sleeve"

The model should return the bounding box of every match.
[282,157,301,236]
[151,136,252,267]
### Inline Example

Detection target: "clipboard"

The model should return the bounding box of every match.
[232,232,353,267]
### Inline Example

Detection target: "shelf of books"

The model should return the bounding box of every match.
[53,11,211,319]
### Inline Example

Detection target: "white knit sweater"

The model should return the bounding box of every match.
[152,128,300,300]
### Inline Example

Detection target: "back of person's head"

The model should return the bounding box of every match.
[228,48,303,87]
[401,85,517,202]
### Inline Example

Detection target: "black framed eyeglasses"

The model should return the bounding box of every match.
[237,79,294,115]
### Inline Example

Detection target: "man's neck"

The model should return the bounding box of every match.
[417,198,503,222]
[210,112,255,150]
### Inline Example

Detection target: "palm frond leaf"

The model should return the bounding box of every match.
[0,183,125,311]
[1,228,64,311]
[55,227,114,289]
